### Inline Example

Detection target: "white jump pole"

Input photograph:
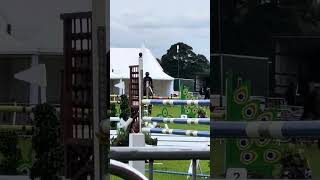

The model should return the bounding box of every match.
[128,52,145,175]
[139,52,143,133]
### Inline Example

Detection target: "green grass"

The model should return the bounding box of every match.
[113,103,210,119]
[111,160,210,180]
[150,105,210,118]
[111,103,209,179]
[111,102,210,179]
[297,144,320,178]
[211,140,225,178]
[164,123,209,131]
[150,105,210,132]
[18,137,33,163]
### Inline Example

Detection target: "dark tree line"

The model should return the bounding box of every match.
[217,0,320,56]
[159,42,209,79]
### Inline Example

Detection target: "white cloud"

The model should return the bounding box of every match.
[111,0,210,59]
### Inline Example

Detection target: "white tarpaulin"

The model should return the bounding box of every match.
[0,32,37,54]
[110,48,174,80]
[110,48,174,96]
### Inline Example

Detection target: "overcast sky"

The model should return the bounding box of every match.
[110,0,210,60]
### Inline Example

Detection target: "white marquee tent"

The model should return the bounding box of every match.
[111,48,174,96]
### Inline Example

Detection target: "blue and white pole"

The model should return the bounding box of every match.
[142,99,210,106]
[142,127,210,137]
[143,117,210,125]
[211,121,320,139]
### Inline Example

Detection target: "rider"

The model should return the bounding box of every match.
[143,72,153,115]
[143,72,153,96]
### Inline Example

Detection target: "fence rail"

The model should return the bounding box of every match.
[110,147,209,180]
[110,147,209,160]
[110,159,148,180]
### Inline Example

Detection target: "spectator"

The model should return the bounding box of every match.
[204,87,210,99]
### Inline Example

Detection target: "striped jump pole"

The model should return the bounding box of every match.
[110,120,320,138]
[143,117,210,125]
[0,105,61,112]
[142,99,210,106]
[110,117,121,122]
[110,101,119,104]
[142,128,209,137]
[211,121,320,139]
[132,96,180,99]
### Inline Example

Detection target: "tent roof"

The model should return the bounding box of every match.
[0,32,38,55]
[110,48,174,80]
[110,71,122,79]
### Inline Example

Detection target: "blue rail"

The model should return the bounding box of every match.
[142,128,210,137]
[211,121,320,138]
[142,99,210,106]
[143,117,210,125]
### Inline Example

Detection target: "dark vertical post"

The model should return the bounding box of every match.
[270,37,276,96]
[61,17,73,178]
[92,0,107,178]
[211,0,222,179]
[149,159,154,180]
[211,0,223,95]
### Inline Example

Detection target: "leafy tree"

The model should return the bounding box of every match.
[119,95,131,121]
[0,131,21,175]
[160,42,209,79]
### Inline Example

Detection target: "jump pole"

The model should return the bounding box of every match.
[143,117,210,125]
[139,52,143,132]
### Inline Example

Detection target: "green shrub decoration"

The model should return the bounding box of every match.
[110,129,157,147]
[119,95,131,121]
[110,103,117,129]
[0,131,21,175]
[111,128,129,146]
[111,94,157,146]
[198,107,207,118]
[144,133,158,146]
[279,149,310,179]
[30,103,63,180]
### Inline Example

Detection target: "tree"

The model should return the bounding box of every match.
[160,42,209,79]
[220,0,320,56]
[119,94,130,121]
